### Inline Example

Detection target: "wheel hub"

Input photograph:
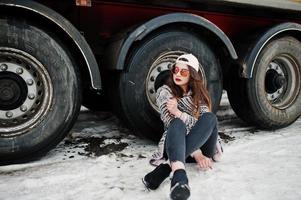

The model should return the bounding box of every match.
[275,75,286,88]
[0,71,28,110]
[265,68,286,94]
[265,56,300,109]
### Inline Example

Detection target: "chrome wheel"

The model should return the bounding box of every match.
[265,54,300,109]
[0,48,53,137]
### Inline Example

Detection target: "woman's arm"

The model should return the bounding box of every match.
[177,104,209,130]
[177,112,197,129]
[156,86,174,127]
[156,86,210,129]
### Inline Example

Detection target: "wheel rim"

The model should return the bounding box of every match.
[265,54,300,109]
[0,48,53,137]
[145,51,207,112]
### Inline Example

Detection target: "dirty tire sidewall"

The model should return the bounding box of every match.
[119,31,222,140]
[0,18,81,162]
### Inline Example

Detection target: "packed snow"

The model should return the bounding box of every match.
[1,93,301,200]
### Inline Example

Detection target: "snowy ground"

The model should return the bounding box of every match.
[1,93,301,200]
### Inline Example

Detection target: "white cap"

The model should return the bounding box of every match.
[175,54,199,72]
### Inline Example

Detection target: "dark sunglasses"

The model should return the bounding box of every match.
[171,65,190,77]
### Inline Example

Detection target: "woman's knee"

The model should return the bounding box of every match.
[168,118,186,134]
[199,112,217,125]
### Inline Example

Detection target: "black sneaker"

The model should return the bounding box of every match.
[170,169,190,200]
[142,163,171,190]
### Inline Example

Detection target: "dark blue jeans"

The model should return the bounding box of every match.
[165,112,218,163]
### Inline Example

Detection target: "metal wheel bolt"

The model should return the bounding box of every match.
[20,105,27,112]
[6,111,13,118]
[157,67,161,72]
[0,64,8,71]
[26,79,34,85]
[150,89,154,94]
[150,76,155,81]
[16,68,23,74]
[28,93,35,100]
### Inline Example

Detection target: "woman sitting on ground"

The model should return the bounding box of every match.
[142,53,223,200]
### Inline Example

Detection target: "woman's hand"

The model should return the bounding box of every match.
[197,156,213,170]
[166,98,181,117]
[193,151,213,170]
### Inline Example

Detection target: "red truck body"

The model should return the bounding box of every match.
[36,0,301,55]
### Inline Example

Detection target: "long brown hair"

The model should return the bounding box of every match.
[166,64,212,118]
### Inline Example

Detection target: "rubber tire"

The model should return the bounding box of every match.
[227,66,254,125]
[114,30,222,141]
[228,37,301,128]
[0,17,81,164]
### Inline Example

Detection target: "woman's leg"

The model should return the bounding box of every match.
[200,125,218,157]
[165,119,190,199]
[165,118,187,171]
[143,118,187,190]
[165,113,218,164]
[185,112,218,158]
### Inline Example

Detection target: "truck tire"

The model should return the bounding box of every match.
[114,30,222,140]
[0,17,81,163]
[227,66,254,125]
[228,37,301,128]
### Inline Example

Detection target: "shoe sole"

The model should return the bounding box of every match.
[142,178,150,190]
[142,177,158,191]
[170,183,190,200]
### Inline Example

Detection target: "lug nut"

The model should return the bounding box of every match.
[157,67,162,72]
[20,105,27,112]
[150,89,154,94]
[16,68,23,74]
[26,79,34,86]
[0,64,8,71]
[28,93,35,100]
[150,76,155,82]
[6,111,13,118]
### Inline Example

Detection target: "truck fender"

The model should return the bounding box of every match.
[241,22,301,78]
[106,12,238,71]
[0,0,101,89]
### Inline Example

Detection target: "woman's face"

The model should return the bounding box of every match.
[172,63,190,89]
